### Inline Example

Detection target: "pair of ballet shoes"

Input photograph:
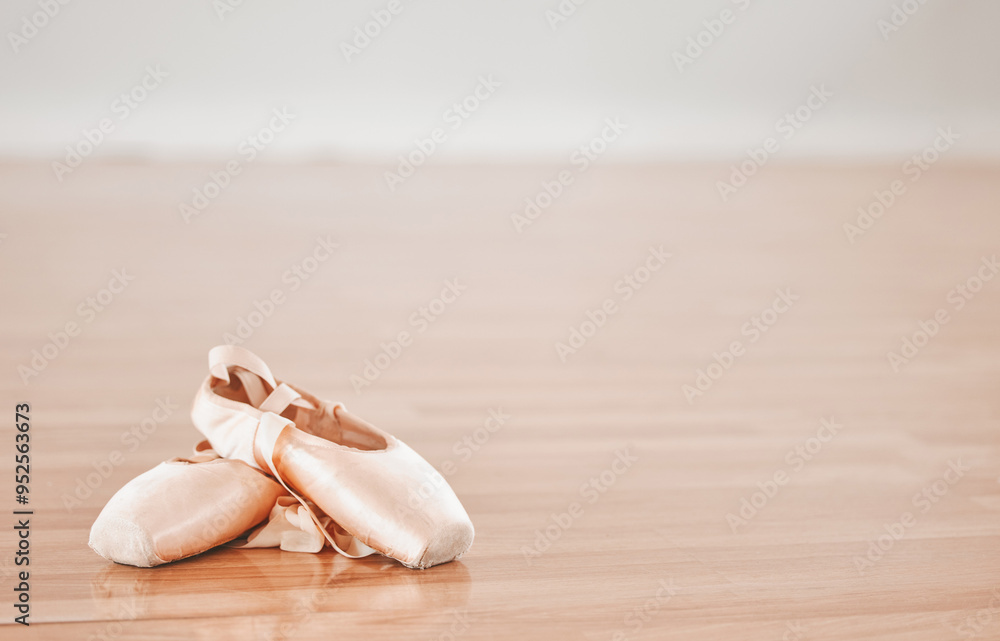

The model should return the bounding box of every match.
[89,346,474,569]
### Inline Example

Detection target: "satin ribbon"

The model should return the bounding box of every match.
[206,345,377,559]
[229,496,326,553]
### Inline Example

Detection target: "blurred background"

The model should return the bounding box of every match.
[2,3,1000,637]
[2,0,999,161]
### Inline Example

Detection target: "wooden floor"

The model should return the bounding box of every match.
[1,161,999,640]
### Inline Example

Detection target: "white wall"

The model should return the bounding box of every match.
[1,0,998,161]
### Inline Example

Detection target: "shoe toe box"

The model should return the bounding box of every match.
[89,514,164,568]
[413,516,475,569]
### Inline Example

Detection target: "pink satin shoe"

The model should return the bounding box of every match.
[191,346,475,569]
[89,443,289,567]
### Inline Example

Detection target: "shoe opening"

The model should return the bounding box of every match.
[213,371,388,452]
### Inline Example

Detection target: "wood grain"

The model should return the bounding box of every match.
[1,160,998,640]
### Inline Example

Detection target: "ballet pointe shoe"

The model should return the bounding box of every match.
[191,345,475,569]
[90,442,287,567]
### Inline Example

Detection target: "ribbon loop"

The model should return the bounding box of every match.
[209,345,279,388]
[260,383,308,415]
